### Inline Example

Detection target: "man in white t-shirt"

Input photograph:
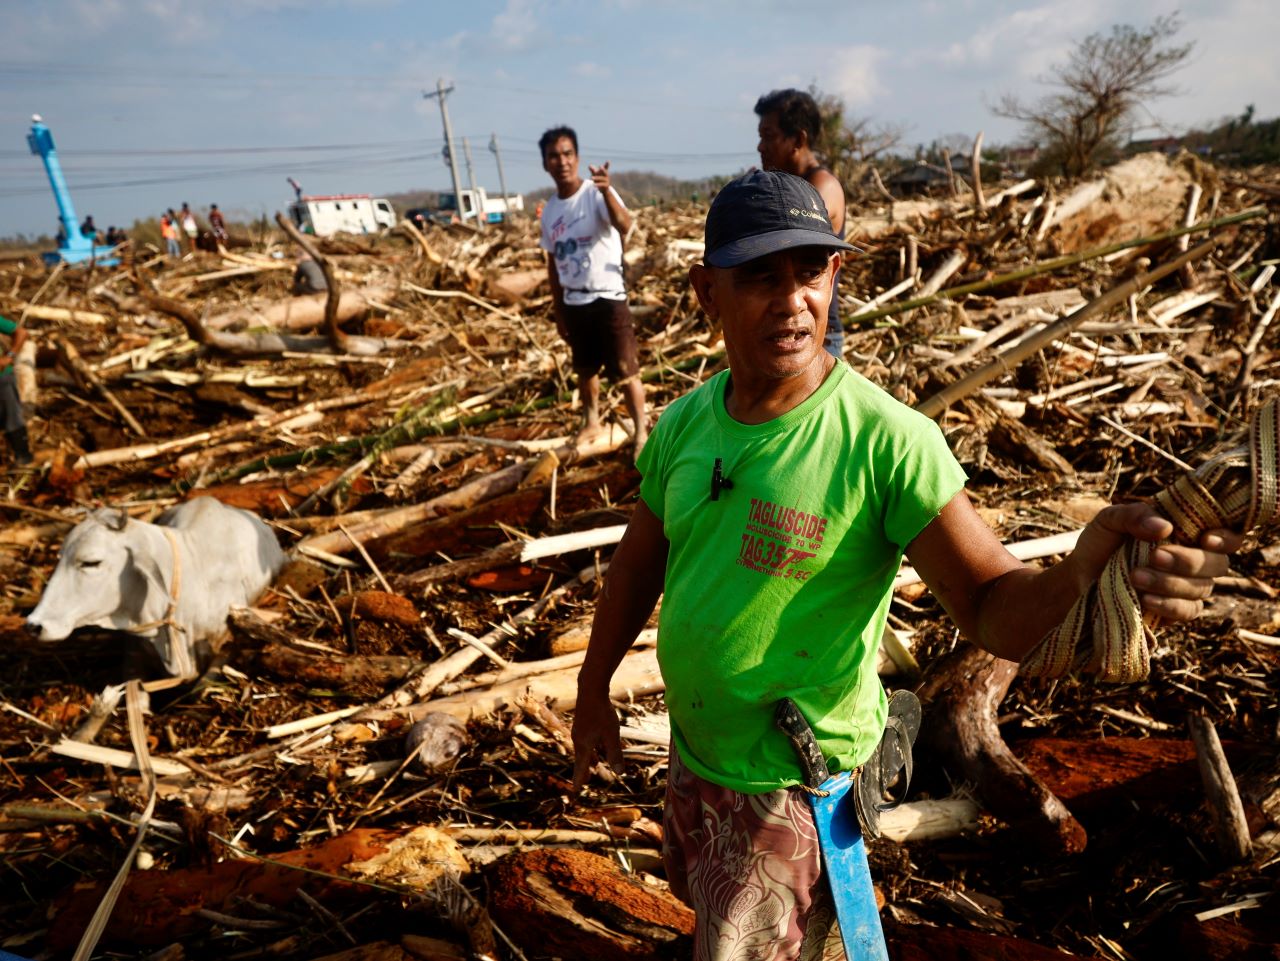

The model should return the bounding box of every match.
[539,126,647,453]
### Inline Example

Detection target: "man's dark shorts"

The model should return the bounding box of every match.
[560,297,640,380]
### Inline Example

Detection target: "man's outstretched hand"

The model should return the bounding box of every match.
[571,688,625,792]
[1071,502,1243,622]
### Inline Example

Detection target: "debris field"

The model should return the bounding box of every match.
[1,151,1278,961]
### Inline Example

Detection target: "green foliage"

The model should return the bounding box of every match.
[996,15,1193,177]
[0,233,54,253]
[1181,106,1280,166]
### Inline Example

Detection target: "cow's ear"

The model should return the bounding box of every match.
[103,509,129,532]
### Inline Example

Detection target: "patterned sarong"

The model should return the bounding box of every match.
[662,745,847,961]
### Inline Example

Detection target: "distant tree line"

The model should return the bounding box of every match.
[1178,106,1280,166]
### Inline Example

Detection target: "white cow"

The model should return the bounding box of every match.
[27,497,286,679]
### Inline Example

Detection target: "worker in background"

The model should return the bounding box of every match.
[208,204,228,246]
[180,203,199,255]
[293,254,327,295]
[160,212,181,259]
[0,315,33,467]
[755,88,848,359]
[539,125,648,455]
[79,215,97,241]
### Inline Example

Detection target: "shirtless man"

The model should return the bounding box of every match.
[755,88,848,358]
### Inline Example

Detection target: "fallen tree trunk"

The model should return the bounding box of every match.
[918,644,1088,854]
[204,285,396,332]
[132,273,407,358]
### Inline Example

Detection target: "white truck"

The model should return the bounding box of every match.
[438,188,524,225]
[287,194,397,236]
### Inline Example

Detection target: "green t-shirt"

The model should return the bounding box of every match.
[0,315,16,376]
[637,363,967,793]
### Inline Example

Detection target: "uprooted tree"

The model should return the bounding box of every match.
[994,14,1193,177]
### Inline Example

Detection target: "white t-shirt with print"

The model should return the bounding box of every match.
[539,180,627,305]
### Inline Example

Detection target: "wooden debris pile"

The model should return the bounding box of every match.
[0,152,1277,961]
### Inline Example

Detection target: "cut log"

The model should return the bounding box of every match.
[485,848,694,961]
[275,211,347,354]
[45,828,410,950]
[1016,737,1253,812]
[133,271,405,358]
[15,337,37,412]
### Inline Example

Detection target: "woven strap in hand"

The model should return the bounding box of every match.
[1020,396,1279,683]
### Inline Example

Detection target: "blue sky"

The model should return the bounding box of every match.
[2,0,1277,238]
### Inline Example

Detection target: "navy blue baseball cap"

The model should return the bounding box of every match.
[704,169,855,268]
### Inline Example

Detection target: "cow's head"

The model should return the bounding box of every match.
[26,508,153,641]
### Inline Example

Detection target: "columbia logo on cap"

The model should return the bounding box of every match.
[705,169,854,269]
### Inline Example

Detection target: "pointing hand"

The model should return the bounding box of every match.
[589,161,612,193]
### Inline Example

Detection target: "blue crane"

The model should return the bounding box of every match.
[27,115,119,267]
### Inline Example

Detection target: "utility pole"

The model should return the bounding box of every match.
[423,79,465,225]
[489,133,513,224]
[461,137,484,231]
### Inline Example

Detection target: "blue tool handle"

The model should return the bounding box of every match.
[812,773,890,961]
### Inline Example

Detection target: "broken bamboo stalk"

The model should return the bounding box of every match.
[850,207,1265,326]
[49,738,189,777]
[969,130,985,209]
[398,217,444,264]
[916,248,967,298]
[916,238,1217,419]
[54,337,147,437]
[16,303,109,325]
[73,388,399,469]
[1188,714,1252,863]
[396,645,663,725]
[300,427,630,558]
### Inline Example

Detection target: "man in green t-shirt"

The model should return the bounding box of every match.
[571,170,1241,959]
[0,315,32,467]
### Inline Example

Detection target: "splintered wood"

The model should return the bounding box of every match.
[1,151,1278,961]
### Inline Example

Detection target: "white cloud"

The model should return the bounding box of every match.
[574,61,611,79]
[824,45,889,109]
[491,0,540,52]
[140,0,212,44]
[70,0,126,32]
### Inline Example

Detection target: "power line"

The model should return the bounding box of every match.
[0,150,439,199]
[0,139,437,160]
